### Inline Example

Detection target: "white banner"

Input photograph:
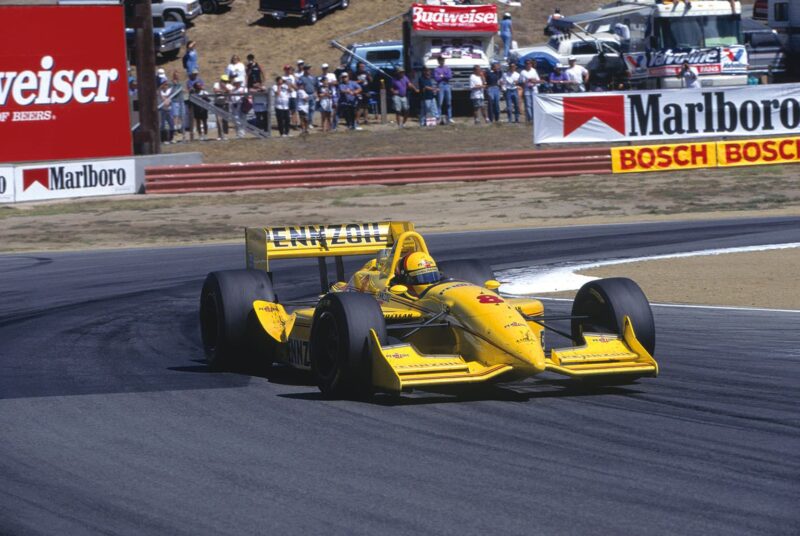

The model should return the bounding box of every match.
[0,166,14,203]
[13,158,136,202]
[533,83,800,145]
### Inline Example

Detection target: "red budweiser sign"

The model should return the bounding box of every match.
[411,3,498,33]
[0,5,131,164]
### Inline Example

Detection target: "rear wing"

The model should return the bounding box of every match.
[246,221,415,290]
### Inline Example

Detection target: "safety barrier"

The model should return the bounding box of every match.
[144,147,612,194]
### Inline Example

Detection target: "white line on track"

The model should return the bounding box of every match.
[531,297,800,314]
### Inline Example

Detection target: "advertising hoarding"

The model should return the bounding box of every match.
[410,3,498,33]
[0,5,131,164]
[534,84,800,145]
[611,142,717,173]
[13,157,136,202]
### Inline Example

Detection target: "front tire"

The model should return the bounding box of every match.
[199,269,276,371]
[571,277,655,355]
[200,0,218,14]
[310,293,387,399]
[163,10,185,23]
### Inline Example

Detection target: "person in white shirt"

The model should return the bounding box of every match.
[614,20,631,51]
[500,62,521,123]
[565,56,589,92]
[520,58,540,123]
[225,55,246,83]
[282,64,299,129]
[271,76,292,137]
[229,77,248,139]
[469,65,488,124]
[212,74,232,140]
[678,61,701,89]
[296,87,310,133]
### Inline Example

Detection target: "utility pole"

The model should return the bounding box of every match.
[128,0,160,155]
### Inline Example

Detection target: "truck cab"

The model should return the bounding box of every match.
[126,15,187,60]
[151,0,203,24]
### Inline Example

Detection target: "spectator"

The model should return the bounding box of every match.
[226,55,246,83]
[128,77,137,100]
[614,20,631,52]
[251,82,269,131]
[320,63,338,86]
[338,72,361,130]
[191,81,209,141]
[299,64,318,128]
[548,63,569,93]
[434,56,453,125]
[156,67,168,87]
[469,64,487,124]
[183,41,198,76]
[213,74,231,140]
[678,60,701,89]
[565,56,589,92]
[320,63,339,130]
[271,76,291,137]
[485,61,502,122]
[318,78,334,132]
[158,80,174,143]
[296,84,310,134]
[354,62,372,127]
[589,54,614,91]
[520,58,540,123]
[283,64,299,129]
[229,77,247,139]
[501,62,521,123]
[246,53,263,89]
[418,68,439,127]
[391,68,416,128]
[545,8,563,36]
[185,69,203,141]
[500,12,513,60]
[169,70,185,142]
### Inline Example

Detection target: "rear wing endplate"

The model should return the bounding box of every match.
[246,221,415,272]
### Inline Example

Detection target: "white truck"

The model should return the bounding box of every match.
[557,0,749,89]
[402,2,499,94]
[753,0,800,55]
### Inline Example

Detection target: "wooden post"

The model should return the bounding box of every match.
[132,0,159,155]
[380,80,387,124]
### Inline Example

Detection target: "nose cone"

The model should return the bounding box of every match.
[441,284,546,373]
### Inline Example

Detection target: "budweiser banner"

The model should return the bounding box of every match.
[534,84,800,144]
[0,166,13,203]
[0,5,131,163]
[13,157,135,202]
[410,3,498,33]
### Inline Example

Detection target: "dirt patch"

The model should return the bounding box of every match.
[566,248,800,310]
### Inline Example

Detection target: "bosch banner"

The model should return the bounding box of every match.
[0,5,131,163]
[533,83,800,145]
[612,142,717,173]
[410,3,498,33]
[13,157,135,202]
[717,137,800,167]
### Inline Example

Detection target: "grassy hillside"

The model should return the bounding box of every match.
[159,0,606,81]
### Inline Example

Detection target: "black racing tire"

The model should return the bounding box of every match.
[310,292,387,399]
[306,8,318,24]
[571,277,655,356]
[199,269,276,371]
[438,259,494,286]
[200,0,218,14]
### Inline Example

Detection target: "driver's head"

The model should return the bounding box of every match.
[397,252,441,289]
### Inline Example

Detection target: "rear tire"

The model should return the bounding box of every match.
[199,269,276,371]
[310,293,387,399]
[164,10,185,23]
[200,0,218,14]
[571,277,655,356]
[438,259,494,285]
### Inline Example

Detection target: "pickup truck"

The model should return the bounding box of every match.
[126,15,187,60]
[259,0,350,25]
[152,0,203,24]
[200,0,235,14]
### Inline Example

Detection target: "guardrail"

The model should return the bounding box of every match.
[144,147,612,194]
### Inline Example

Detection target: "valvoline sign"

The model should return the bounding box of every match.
[0,5,131,164]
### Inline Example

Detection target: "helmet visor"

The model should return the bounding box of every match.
[411,270,440,285]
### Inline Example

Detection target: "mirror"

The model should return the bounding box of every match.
[389,284,408,295]
[484,280,501,291]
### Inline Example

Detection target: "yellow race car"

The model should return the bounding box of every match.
[199,221,658,398]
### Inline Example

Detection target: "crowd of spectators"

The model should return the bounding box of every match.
[139,37,629,143]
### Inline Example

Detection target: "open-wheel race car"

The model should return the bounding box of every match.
[199,221,658,398]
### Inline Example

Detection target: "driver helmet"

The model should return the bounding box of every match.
[397,252,441,287]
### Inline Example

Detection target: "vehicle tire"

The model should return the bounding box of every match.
[310,292,387,399]
[199,269,276,371]
[340,0,349,8]
[571,277,655,356]
[306,8,318,24]
[200,0,217,14]
[164,10,185,23]
[161,49,181,60]
[438,259,494,286]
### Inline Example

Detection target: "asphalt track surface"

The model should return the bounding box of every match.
[1,217,798,535]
